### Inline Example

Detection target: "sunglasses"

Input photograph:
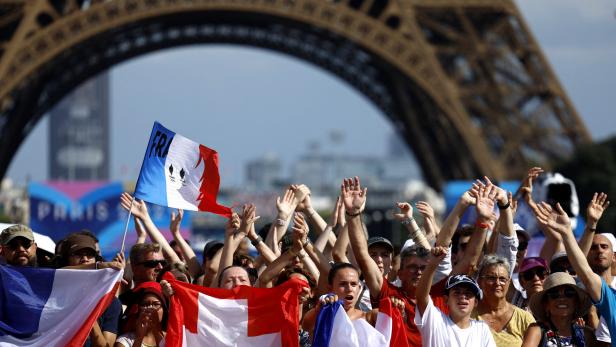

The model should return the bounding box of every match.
[546,287,577,300]
[6,239,33,250]
[522,268,548,281]
[139,301,163,310]
[138,259,168,268]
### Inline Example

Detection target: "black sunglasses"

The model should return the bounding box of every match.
[7,239,33,250]
[138,259,167,268]
[522,268,548,281]
[546,287,577,300]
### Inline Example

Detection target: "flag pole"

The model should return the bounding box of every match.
[120,195,136,255]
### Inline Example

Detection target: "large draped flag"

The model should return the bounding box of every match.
[165,275,307,347]
[0,265,122,347]
[312,298,410,347]
[135,121,232,217]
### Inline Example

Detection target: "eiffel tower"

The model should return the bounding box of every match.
[0,0,590,189]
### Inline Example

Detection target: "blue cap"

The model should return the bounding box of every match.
[445,274,483,300]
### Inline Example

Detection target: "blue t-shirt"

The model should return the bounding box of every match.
[594,279,616,347]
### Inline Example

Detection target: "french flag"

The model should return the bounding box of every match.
[165,276,307,346]
[0,265,122,346]
[312,298,409,347]
[135,121,232,217]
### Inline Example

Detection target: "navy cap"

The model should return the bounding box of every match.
[445,274,483,300]
[367,236,393,253]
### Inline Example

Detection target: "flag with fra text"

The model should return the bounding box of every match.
[134,121,232,217]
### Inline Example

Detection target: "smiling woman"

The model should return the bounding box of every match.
[522,272,594,347]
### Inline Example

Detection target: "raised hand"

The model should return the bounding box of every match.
[430,246,449,261]
[520,167,544,196]
[329,196,343,228]
[276,188,296,220]
[460,189,476,206]
[473,184,496,222]
[415,201,435,221]
[587,192,610,225]
[120,192,148,220]
[341,177,367,215]
[535,202,571,237]
[483,176,508,206]
[239,204,259,236]
[170,209,184,235]
[225,212,242,239]
[295,185,313,212]
[393,202,413,222]
[292,213,309,253]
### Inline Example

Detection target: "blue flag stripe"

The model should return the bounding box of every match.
[0,265,55,337]
[135,121,175,206]
[312,300,344,347]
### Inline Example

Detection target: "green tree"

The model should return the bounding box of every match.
[555,135,616,233]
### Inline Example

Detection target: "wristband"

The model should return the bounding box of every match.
[275,218,286,226]
[497,201,511,210]
[251,236,263,247]
[401,217,415,225]
[345,210,361,217]
[589,228,597,232]
[475,221,490,230]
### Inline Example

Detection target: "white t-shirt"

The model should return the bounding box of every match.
[596,276,616,342]
[414,297,496,347]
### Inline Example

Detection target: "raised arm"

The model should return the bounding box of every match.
[343,177,383,296]
[170,209,201,278]
[416,247,448,316]
[120,192,181,265]
[515,167,543,212]
[291,213,320,284]
[579,192,610,255]
[213,211,242,287]
[416,201,440,241]
[265,188,296,251]
[394,202,431,250]
[452,184,494,275]
[331,197,351,263]
[246,216,277,265]
[435,189,475,248]
[535,202,603,301]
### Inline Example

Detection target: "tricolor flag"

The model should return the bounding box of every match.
[135,121,232,217]
[165,275,307,346]
[0,265,122,346]
[312,298,410,347]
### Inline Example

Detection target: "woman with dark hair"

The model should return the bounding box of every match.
[522,272,594,347]
[116,282,168,347]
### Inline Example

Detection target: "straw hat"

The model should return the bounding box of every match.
[529,272,591,322]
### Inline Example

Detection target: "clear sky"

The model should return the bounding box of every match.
[6,0,616,187]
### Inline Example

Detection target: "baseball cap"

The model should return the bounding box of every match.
[519,257,548,274]
[64,234,97,255]
[445,274,483,300]
[598,233,616,252]
[367,236,393,254]
[514,223,531,242]
[0,224,34,245]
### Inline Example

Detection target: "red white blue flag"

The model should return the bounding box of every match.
[0,266,122,346]
[165,276,307,346]
[134,121,232,217]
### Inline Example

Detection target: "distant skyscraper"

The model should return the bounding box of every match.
[48,73,110,180]
[245,154,281,189]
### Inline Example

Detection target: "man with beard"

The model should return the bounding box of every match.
[0,224,37,267]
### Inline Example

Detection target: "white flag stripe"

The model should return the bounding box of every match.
[164,134,203,210]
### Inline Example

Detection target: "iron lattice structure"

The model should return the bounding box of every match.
[0,0,590,189]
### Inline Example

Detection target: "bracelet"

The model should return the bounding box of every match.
[345,210,362,217]
[401,217,415,225]
[275,218,286,226]
[251,236,263,247]
[475,221,490,230]
[497,201,511,210]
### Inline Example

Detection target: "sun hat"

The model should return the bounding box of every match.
[529,272,591,322]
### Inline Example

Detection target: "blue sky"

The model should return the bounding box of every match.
[6,0,616,187]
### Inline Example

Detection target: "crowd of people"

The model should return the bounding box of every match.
[1,167,614,347]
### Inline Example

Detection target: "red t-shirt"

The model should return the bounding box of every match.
[378,278,449,347]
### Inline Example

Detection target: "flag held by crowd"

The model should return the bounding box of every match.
[0,265,122,347]
[135,121,232,217]
[312,298,409,347]
[165,275,307,347]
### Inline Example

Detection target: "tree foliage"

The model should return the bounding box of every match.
[555,135,616,233]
